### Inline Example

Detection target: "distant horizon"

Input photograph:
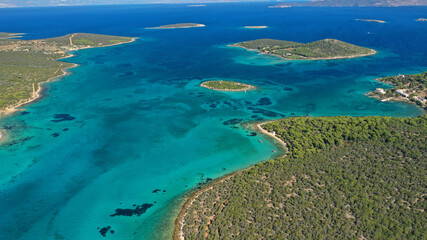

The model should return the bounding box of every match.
[0,0,308,8]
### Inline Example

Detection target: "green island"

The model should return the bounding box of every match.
[176,115,427,240]
[200,80,255,92]
[0,33,134,116]
[231,38,376,60]
[368,72,426,110]
[145,23,206,29]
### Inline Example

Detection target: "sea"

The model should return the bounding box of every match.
[0,3,425,240]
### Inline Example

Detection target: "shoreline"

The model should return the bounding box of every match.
[255,121,287,151]
[0,37,137,119]
[173,172,239,240]
[228,44,377,60]
[173,120,288,240]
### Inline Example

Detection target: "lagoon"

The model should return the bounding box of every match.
[0,3,425,240]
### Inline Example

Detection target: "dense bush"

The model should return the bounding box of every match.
[182,116,427,240]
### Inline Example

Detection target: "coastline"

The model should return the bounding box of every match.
[228,44,377,60]
[173,120,288,240]
[0,37,137,119]
[173,172,238,240]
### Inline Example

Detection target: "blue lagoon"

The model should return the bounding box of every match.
[0,3,425,240]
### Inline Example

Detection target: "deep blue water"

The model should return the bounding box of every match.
[0,3,426,240]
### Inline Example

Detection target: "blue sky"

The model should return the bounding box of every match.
[0,0,307,8]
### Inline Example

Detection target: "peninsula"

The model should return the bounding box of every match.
[0,32,24,39]
[0,33,135,116]
[368,72,426,109]
[145,23,205,29]
[200,80,255,92]
[231,38,376,60]
[176,115,427,239]
[356,19,386,23]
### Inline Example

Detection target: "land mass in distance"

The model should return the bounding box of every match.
[145,23,205,29]
[244,26,268,29]
[356,19,386,23]
[231,38,376,60]
[270,0,427,7]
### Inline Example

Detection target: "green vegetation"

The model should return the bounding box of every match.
[146,23,205,29]
[0,33,133,114]
[369,72,426,109]
[201,80,255,91]
[232,38,376,60]
[181,116,427,240]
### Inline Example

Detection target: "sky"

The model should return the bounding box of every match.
[0,0,305,8]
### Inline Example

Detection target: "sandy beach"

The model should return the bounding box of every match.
[255,121,288,150]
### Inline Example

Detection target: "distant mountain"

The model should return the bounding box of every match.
[271,0,427,7]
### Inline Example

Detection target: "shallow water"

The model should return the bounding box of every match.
[0,3,425,240]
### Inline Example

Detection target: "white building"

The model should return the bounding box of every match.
[374,88,386,94]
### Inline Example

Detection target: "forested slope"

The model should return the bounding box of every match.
[181,116,427,240]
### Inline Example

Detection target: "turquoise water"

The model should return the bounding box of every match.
[0,4,426,240]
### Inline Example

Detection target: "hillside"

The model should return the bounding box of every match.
[178,116,427,240]
[232,38,376,60]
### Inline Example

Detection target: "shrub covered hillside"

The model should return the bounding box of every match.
[181,116,427,240]
[0,33,133,113]
[233,38,375,60]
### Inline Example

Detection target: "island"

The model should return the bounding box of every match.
[145,23,205,29]
[230,38,376,60]
[0,33,135,116]
[417,18,427,21]
[200,80,255,92]
[175,115,427,240]
[244,26,268,29]
[268,4,291,8]
[356,19,386,23]
[368,72,426,109]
